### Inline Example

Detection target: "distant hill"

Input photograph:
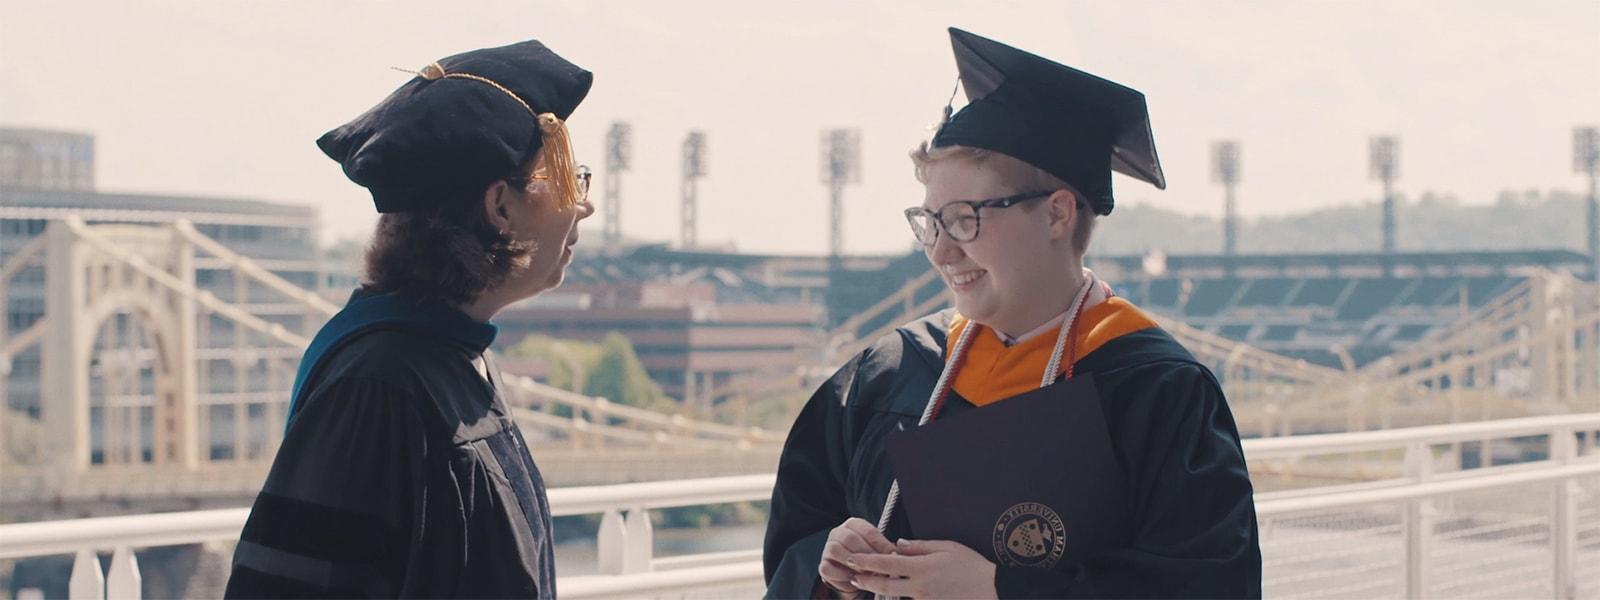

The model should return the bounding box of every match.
[1096,189,1593,255]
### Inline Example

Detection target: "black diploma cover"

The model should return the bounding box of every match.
[885,376,1130,570]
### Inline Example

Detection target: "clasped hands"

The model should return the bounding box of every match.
[818,517,997,599]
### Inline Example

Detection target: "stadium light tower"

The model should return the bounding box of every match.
[1575,126,1599,280]
[603,122,631,251]
[821,129,862,261]
[681,131,706,249]
[1212,140,1241,266]
[1369,136,1400,275]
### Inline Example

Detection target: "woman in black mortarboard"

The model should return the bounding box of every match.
[224,40,594,599]
[763,29,1261,599]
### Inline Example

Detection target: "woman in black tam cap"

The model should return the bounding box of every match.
[764,29,1260,599]
[225,40,593,599]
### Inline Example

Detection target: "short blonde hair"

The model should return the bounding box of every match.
[910,142,1097,254]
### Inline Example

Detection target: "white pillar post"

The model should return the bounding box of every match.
[1403,442,1433,598]
[69,550,105,600]
[1552,427,1577,600]
[597,508,627,575]
[623,505,653,574]
[106,546,141,600]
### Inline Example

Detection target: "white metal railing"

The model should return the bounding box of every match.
[0,475,776,599]
[1250,413,1600,599]
[1247,413,1600,460]
[4,417,1597,599]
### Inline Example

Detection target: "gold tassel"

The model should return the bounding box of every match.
[535,113,580,210]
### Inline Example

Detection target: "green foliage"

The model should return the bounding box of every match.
[585,332,671,411]
[652,501,770,529]
[504,332,668,411]
[2,408,44,468]
[504,334,604,394]
[729,390,810,431]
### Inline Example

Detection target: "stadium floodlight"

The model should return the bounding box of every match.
[1370,135,1400,260]
[1575,126,1599,279]
[681,131,706,248]
[607,122,633,172]
[1212,141,1241,259]
[682,131,706,178]
[821,129,862,259]
[820,129,861,185]
[603,122,632,248]
[1211,141,1240,185]
[1369,136,1399,182]
[1574,127,1599,174]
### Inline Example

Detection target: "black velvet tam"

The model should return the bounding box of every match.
[318,40,592,213]
[931,28,1164,216]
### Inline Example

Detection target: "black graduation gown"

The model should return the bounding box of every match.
[225,328,557,598]
[763,310,1261,599]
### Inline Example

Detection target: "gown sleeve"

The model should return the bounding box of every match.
[763,353,864,599]
[993,364,1262,599]
[224,376,550,598]
[225,377,429,598]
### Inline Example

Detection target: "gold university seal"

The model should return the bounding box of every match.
[992,501,1067,569]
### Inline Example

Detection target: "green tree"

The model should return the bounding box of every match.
[505,332,668,417]
[504,334,603,393]
[584,332,669,410]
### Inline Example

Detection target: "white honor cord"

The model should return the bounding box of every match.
[1042,269,1097,387]
[875,269,1097,535]
[873,320,977,533]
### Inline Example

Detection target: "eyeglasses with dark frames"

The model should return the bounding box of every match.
[903,189,1054,245]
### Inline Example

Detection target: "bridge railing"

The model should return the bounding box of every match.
[503,375,786,447]
[0,474,776,599]
[4,417,1598,599]
[1249,413,1600,599]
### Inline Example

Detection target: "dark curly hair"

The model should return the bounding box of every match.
[362,173,537,306]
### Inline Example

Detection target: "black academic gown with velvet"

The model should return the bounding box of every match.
[763,310,1261,599]
[225,327,556,598]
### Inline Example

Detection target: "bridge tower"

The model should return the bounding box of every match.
[38,219,200,473]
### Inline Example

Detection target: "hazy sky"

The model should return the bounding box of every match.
[3,1,1597,255]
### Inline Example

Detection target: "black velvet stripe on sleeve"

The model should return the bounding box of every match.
[236,492,409,581]
[226,374,430,598]
[229,541,396,599]
[224,564,333,600]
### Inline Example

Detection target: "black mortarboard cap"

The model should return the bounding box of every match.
[931,28,1164,215]
[317,40,593,213]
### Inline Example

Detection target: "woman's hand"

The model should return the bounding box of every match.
[847,539,998,600]
[819,518,898,598]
